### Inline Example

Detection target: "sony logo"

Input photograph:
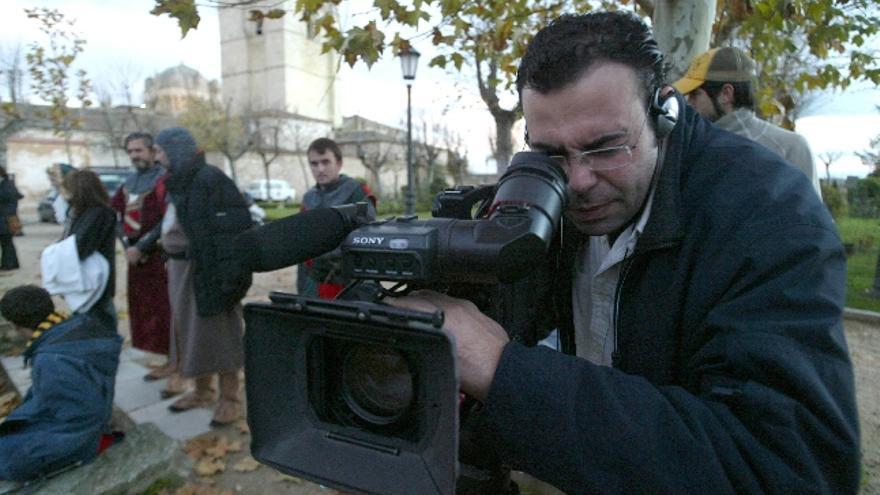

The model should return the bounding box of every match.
[352,237,385,245]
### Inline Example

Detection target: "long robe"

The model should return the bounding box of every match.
[111,168,171,354]
[162,204,243,377]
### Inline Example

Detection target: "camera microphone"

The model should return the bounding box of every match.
[235,204,369,273]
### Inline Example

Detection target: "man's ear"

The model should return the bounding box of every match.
[719,83,736,109]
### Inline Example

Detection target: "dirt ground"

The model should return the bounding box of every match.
[1,217,879,494]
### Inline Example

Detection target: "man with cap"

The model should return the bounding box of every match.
[154,127,253,426]
[110,132,174,383]
[674,47,822,197]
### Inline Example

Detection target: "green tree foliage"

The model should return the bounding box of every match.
[858,133,880,177]
[153,0,879,162]
[25,7,92,166]
[848,176,880,218]
[821,181,848,219]
[711,0,880,128]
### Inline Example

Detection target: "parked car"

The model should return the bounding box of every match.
[245,179,296,202]
[38,166,134,223]
[89,166,134,196]
[37,189,58,223]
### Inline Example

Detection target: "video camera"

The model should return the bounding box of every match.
[242,152,568,494]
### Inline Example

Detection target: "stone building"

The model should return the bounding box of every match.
[0,104,175,200]
[1,1,473,209]
[144,64,220,115]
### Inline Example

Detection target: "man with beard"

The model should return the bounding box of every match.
[111,132,175,386]
[674,47,821,198]
[392,12,858,493]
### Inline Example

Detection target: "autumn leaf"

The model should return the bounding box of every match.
[265,9,287,19]
[184,436,217,460]
[151,0,201,38]
[205,436,242,459]
[194,458,225,476]
[276,472,305,484]
[232,456,262,472]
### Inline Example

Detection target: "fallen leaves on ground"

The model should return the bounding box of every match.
[205,436,242,458]
[185,434,243,478]
[232,456,261,472]
[194,458,226,476]
[185,435,241,460]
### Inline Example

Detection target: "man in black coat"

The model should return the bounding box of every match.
[393,11,859,494]
[155,127,252,426]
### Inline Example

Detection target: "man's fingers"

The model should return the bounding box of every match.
[385,293,441,315]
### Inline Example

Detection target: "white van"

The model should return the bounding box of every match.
[246,179,296,201]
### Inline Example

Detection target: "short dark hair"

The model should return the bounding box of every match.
[700,81,756,111]
[307,138,342,162]
[63,169,110,218]
[1,285,54,329]
[517,11,667,112]
[124,132,154,149]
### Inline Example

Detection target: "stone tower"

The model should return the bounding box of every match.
[218,1,341,125]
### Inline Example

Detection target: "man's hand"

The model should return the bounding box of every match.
[125,246,143,265]
[389,290,509,402]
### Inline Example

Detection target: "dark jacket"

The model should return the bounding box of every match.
[0,177,22,236]
[298,174,377,296]
[165,154,253,316]
[477,95,859,494]
[0,314,121,482]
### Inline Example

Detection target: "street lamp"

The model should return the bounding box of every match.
[399,47,420,215]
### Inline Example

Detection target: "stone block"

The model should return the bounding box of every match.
[0,422,190,495]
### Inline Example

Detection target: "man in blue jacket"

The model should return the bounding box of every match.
[393,11,859,494]
[0,285,121,482]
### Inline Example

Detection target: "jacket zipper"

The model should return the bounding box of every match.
[612,254,636,368]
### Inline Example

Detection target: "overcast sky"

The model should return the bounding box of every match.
[1,0,877,178]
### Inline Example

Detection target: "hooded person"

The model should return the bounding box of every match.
[155,127,253,426]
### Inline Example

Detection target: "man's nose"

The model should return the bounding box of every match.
[567,164,599,194]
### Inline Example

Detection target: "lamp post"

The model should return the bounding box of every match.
[399,47,420,216]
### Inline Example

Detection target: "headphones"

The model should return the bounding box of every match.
[650,85,679,140]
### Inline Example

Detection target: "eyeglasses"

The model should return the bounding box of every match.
[547,112,649,172]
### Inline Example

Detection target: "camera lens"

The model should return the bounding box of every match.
[341,344,414,425]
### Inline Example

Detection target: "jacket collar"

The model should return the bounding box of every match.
[631,91,705,255]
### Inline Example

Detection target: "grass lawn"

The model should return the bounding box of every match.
[836,216,880,312]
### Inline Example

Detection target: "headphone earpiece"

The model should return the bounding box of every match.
[650,86,679,140]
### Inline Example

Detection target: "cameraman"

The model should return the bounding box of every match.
[392,11,859,494]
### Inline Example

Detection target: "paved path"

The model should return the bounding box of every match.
[0,214,293,443]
